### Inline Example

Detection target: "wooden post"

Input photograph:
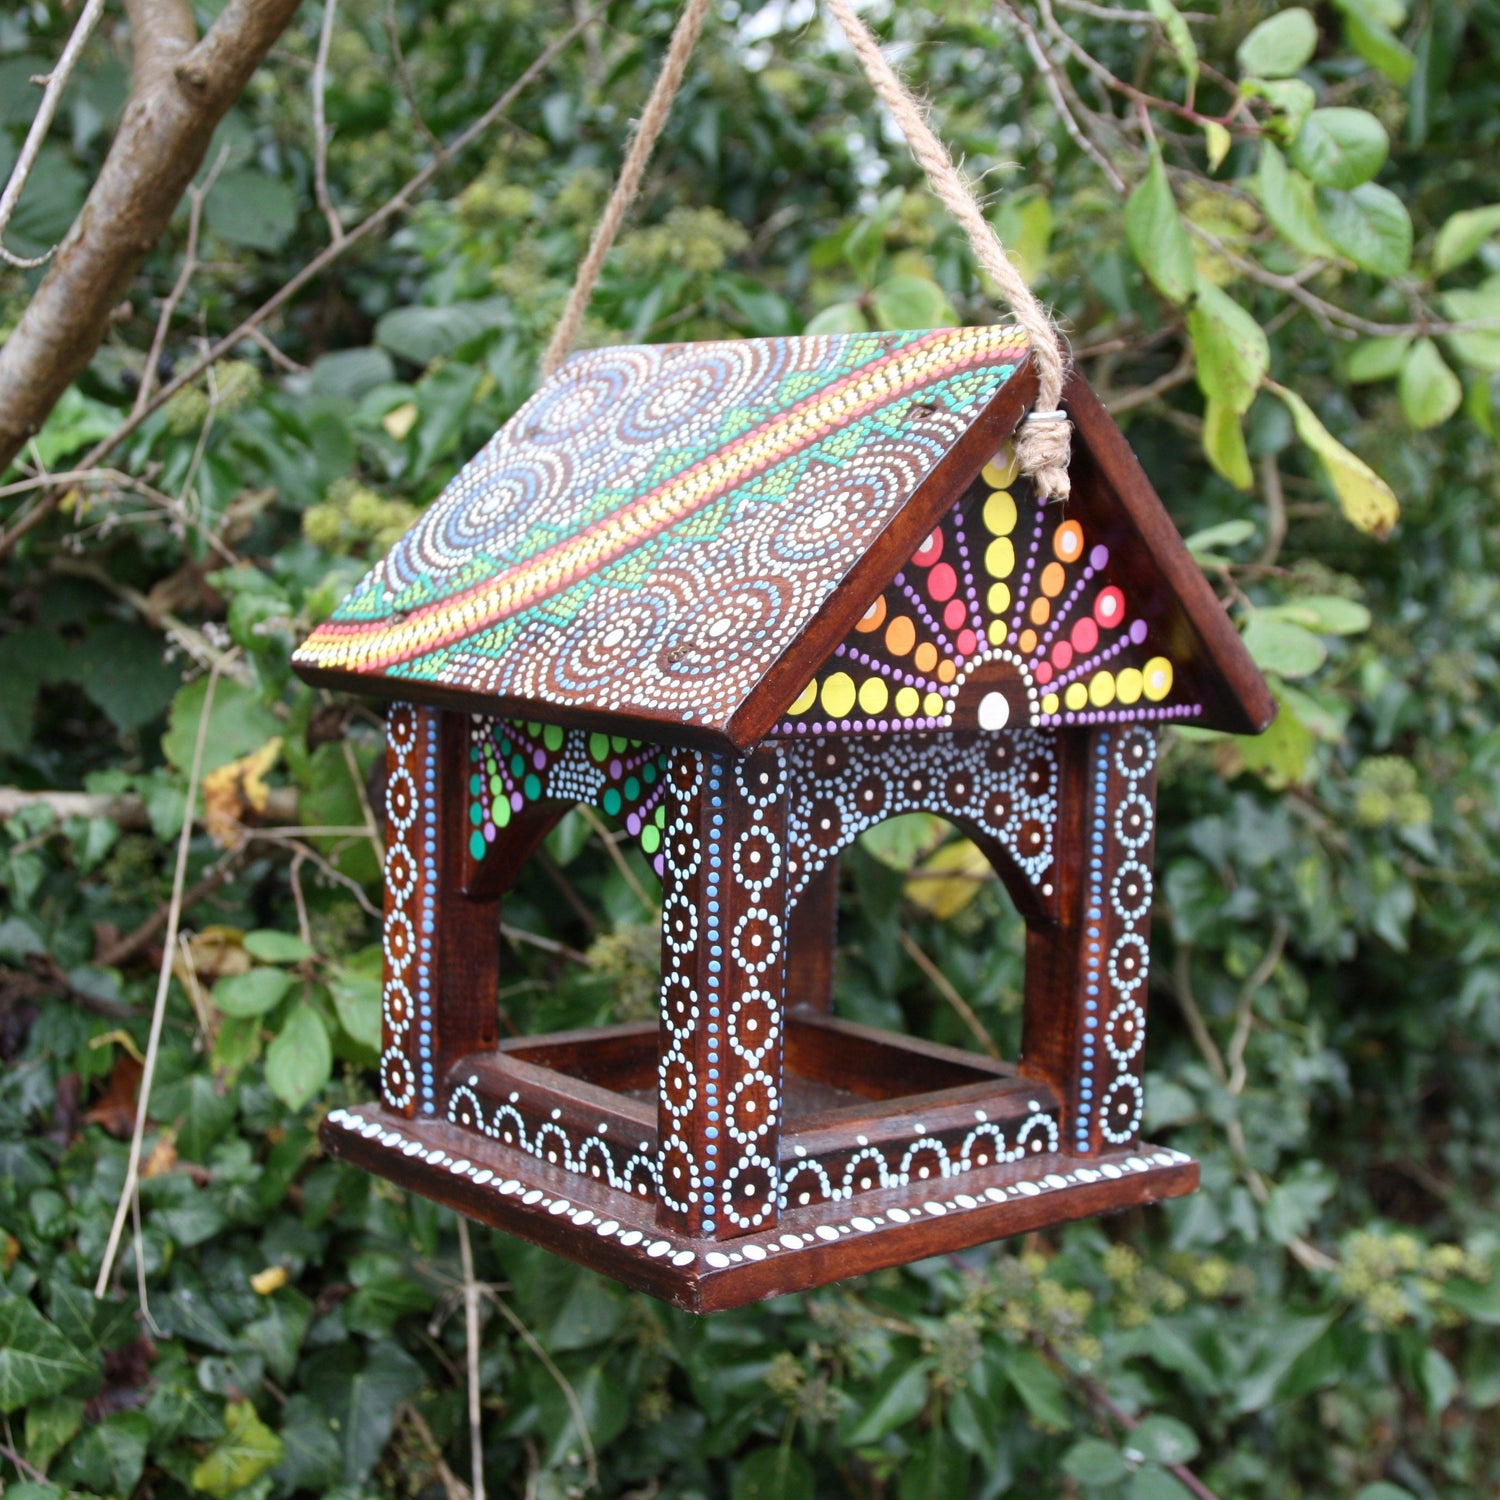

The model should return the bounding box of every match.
[786,857,839,1011]
[655,746,789,1239]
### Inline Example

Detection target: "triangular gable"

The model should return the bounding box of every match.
[770,374,1275,739]
[292,329,1035,746]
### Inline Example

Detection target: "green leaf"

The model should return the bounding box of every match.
[54,1411,150,1496]
[870,275,957,330]
[309,347,397,400]
[1130,1415,1201,1466]
[1345,334,1412,383]
[24,1393,85,1470]
[1440,279,1500,372]
[1146,0,1199,89]
[1188,281,1270,416]
[804,300,870,336]
[733,1447,816,1500]
[205,169,298,252]
[1000,1347,1071,1430]
[898,1435,972,1500]
[1125,149,1196,304]
[846,1361,931,1444]
[215,967,296,1019]
[991,190,1053,282]
[1355,1487,1419,1500]
[1185,518,1257,556]
[412,361,482,477]
[243,929,313,964]
[29,386,120,470]
[374,300,506,365]
[1202,398,1253,489]
[1441,1274,1500,1325]
[1234,692,1315,788]
[265,1002,332,1110]
[191,1399,285,1499]
[1062,1437,1129,1484]
[1316,183,1413,276]
[1398,337,1463,429]
[1433,204,1500,275]
[1264,595,1371,634]
[162,677,281,775]
[1419,1347,1459,1418]
[1242,615,1328,678]
[1290,108,1389,189]
[1130,1468,1198,1500]
[1339,10,1415,85]
[1246,77,1316,141]
[1237,8,1318,78]
[1257,142,1334,257]
[0,1299,93,1413]
[1264,1161,1335,1241]
[71,623,182,734]
[1269,383,1400,536]
[329,968,382,1051]
[1202,121,1232,171]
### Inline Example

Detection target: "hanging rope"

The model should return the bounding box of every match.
[539,0,713,380]
[542,0,1073,497]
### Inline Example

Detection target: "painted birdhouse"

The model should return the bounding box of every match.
[293,327,1273,1312]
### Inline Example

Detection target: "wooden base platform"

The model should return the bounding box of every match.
[322,1103,1197,1312]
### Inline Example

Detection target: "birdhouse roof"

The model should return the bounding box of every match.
[293,328,1272,747]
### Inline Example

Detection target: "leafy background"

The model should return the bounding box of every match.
[2,1,1498,1497]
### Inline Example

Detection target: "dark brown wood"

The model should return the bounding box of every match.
[786,856,839,1011]
[786,1009,1011,1100]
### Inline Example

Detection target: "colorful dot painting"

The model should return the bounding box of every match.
[776,448,1204,736]
[468,718,670,874]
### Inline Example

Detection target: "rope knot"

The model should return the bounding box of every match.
[1016,407,1073,501]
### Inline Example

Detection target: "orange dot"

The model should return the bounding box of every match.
[856,595,887,633]
[1030,597,1051,626]
[1018,628,1038,654]
[1040,561,1066,597]
[1053,520,1084,563]
[937,658,957,683]
[914,641,939,673]
[885,615,916,657]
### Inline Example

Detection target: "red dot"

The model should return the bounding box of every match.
[1052,640,1074,670]
[1071,617,1100,654]
[928,562,957,602]
[943,598,967,631]
[912,529,943,567]
[1095,587,1125,629]
[1035,661,1053,684]
[956,628,978,656]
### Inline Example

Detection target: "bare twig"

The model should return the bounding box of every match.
[0,0,110,268]
[382,0,443,154]
[576,803,655,912]
[95,653,229,1302]
[0,784,295,831]
[342,734,385,866]
[97,850,246,968]
[1257,454,1288,568]
[312,0,344,243]
[897,928,1001,1058]
[456,1217,487,1500]
[399,1402,473,1500]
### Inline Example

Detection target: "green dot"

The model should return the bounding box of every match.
[589,732,609,762]
[470,746,481,763]
[524,773,541,800]
[526,720,543,736]
[511,753,525,777]
[544,723,564,750]
[469,803,483,826]
[490,774,504,798]
[602,787,622,816]
[500,737,512,755]
[654,804,666,826]
[611,735,628,753]
[624,776,640,802]
[470,830,486,859]
[643,762,657,785]
[641,824,660,854]
[494,798,511,828]
[470,774,482,795]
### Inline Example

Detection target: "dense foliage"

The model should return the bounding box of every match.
[2,1,1498,1496]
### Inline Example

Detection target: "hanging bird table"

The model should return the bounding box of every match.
[291,2,1274,1313]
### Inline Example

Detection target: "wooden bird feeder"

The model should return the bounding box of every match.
[293,328,1273,1312]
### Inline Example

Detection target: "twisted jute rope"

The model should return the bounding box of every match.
[542,0,1073,497]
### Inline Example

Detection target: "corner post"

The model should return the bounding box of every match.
[655,746,788,1239]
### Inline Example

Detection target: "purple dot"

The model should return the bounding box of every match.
[626,812,641,835]
[532,748,546,769]
[1090,545,1109,568]
[1129,618,1149,645]
[653,854,665,877]
[609,758,623,778]
[511,791,525,811]
[483,821,495,840]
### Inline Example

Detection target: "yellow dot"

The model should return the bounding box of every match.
[858,676,889,715]
[987,619,1008,646]
[820,672,856,718]
[1041,692,1060,715]
[1030,597,1050,626]
[1018,628,1038,654]
[982,446,1019,489]
[885,615,916,657]
[895,686,921,717]
[1144,656,1173,701]
[856,596,886,633]
[983,489,1017,537]
[1053,520,1084,563]
[1040,561,1066,597]
[1116,667,1144,705]
[789,680,817,715]
[922,692,947,717]
[985,537,1015,580]
[1064,682,1089,711]
[1089,670,1116,707]
[987,581,1011,615]
[937,658,956,684]
[914,641,938,673]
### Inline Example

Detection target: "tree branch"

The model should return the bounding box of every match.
[0,0,305,474]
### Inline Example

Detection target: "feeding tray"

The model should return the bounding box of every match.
[297,329,1270,1309]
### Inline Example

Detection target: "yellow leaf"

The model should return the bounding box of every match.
[1268,382,1400,538]
[904,838,994,920]
[1203,121,1232,172]
[144,1132,178,1178]
[382,401,418,440]
[250,1265,289,1296]
[202,737,283,849]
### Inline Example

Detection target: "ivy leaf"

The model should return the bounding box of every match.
[191,1399,285,1499]
[1188,281,1270,416]
[1202,397,1253,489]
[1242,615,1327,678]
[1345,334,1412,383]
[0,1299,93,1413]
[733,1447,816,1500]
[1146,0,1199,90]
[1316,183,1413,275]
[205,169,298,252]
[1398,338,1463,430]
[265,1003,331,1111]
[1433,204,1500,275]
[1269,384,1400,536]
[214,967,296,1019]
[162,678,281,776]
[1257,142,1334,257]
[1125,149,1196,303]
[845,1361,931,1445]
[1290,108,1389,189]
[1237,8,1318,78]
